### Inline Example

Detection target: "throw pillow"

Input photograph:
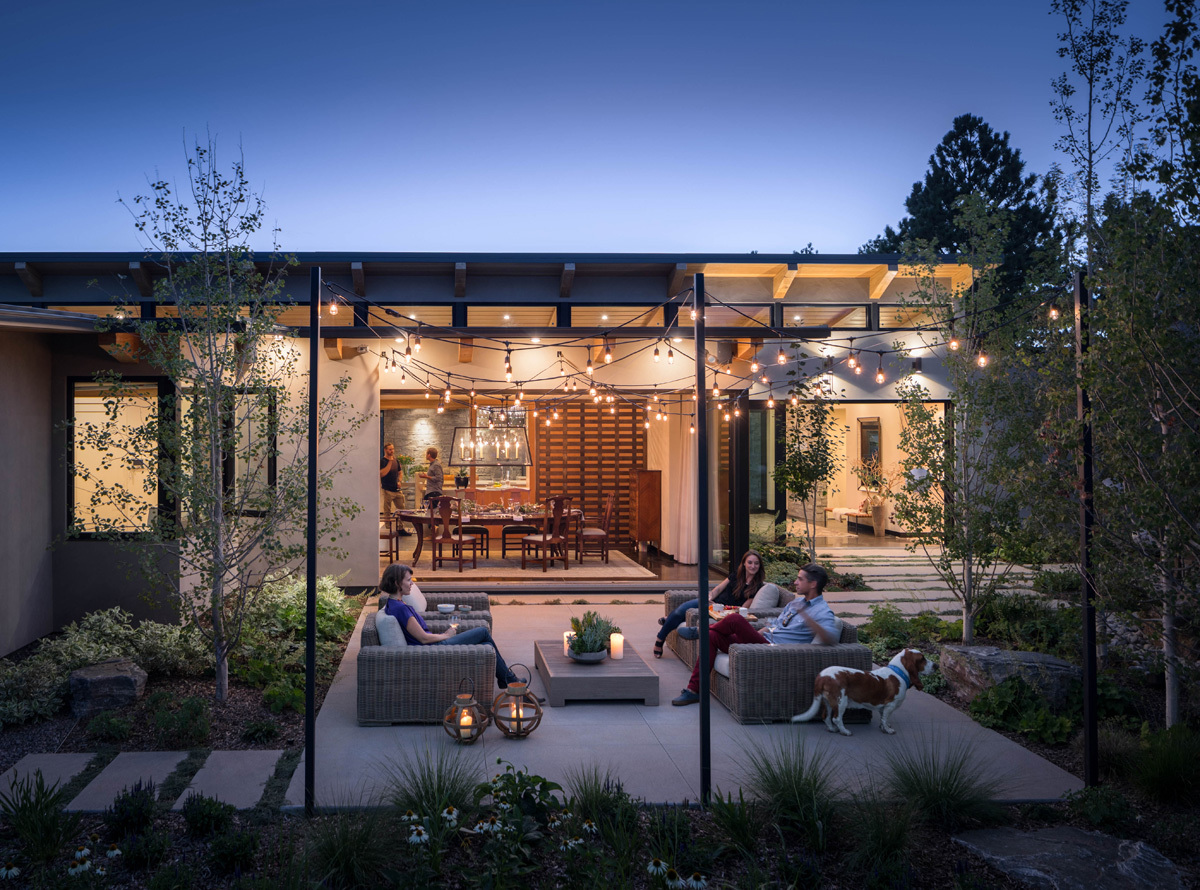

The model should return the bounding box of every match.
[375,612,407,648]
[402,582,427,613]
[749,583,781,610]
[829,615,845,642]
[713,652,732,678]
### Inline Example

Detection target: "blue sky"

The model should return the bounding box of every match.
[0,0,1166,253]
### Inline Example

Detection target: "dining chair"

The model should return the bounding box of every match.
[379,512,399,563]
[520,496,572,572]
[577,492,615,563]
[430,497,480,572]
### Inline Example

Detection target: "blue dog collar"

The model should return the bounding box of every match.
[887,664,911,689]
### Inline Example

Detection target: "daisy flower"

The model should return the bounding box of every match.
[647,857,668,877]
[401,809,420,823]
[74,846,90,861]
[687,873,708,889]
[664,867,684,890]
[441,806,459,827]
[581,818,598,835]
[408,825,430,845]
[68,859,91,876]
[93,866,107,877]
[106,844,122,859]
[0,863,21,880]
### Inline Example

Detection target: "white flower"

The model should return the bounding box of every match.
[0,863,20,880]
[558,836,584,852]
[93,866,107,877]
[647,858,668,876]
[664,867,684,890]
[401,809,421,823]
[478,815,503,834]
[74,846,90,861]
[408,825,430,845]
[687,873,708,889]
[547,813,564,829]
[106,844,122,859]
[581,818,598,835]
[441,806,459,826]
[496,801,513,812]
[68,859,92,876]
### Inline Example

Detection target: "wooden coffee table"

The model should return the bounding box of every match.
[533,640,659,707]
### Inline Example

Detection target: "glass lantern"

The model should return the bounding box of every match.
[490,664,542,739]
[442,678,489,744]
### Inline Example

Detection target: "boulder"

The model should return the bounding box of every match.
[954,826,1185,890]
[940,645,1080,710]
[69,658,147,719]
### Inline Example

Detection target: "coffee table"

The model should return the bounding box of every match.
[533,640,659,707]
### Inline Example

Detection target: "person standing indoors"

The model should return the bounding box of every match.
[379,443,412,535]
[418,447,444,505]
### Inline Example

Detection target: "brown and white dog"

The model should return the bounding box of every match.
[790,648,932,736]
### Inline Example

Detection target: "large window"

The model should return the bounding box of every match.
[180,387,279,520]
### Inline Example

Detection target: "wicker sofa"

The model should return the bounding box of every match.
[377,591,492,628]
[662,589,874,725]
[357,611,497,725]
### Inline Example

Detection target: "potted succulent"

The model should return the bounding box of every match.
[567,611,621,663]
[454,467,470,489]
[851,456,898,537]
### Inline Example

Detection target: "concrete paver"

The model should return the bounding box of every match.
[170,750,283,811]
[0,753,95,797]
[67,751,187,812]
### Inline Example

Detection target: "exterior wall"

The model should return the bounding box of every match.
[0,332,54,657]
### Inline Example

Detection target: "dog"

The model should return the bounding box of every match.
[790,648,932,736]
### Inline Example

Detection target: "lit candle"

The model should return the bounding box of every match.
[609,633,624,660]
[510,703,523,720]
[459,711,473,739]
[563,631,573,655]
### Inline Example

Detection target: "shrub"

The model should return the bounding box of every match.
[307,813,392,890]
[828,570,868,591]
[154,696,210,746]
[209,827,259,874]
[181,792,235,837]
[123,829,173,869]
[86,710,132,742]
[242,718,280,744]
[386,746,481,825]
[969,676,1073,745]
[1135,725,1200,806]
[1063,785,1131,829]
[841,787,913,878]
[147,862,196,890]
[563,764,626,825]
[0,769,82,863]
[104,779,157,839]
[764,561,800,588]
[708,788,766,855]
[883,735,1004,831]
[263,679,306,715]
[1032,568,1082,597]
[975,593,1079,659]
[744,737,837,852]
[132,622,212,676]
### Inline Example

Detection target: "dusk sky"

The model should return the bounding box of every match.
[1,1,1167,254]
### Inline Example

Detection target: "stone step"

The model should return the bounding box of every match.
[67,751,188,812]
[171,750,284,811]
[0,753,95,797]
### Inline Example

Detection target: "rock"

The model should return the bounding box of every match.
[69,658,147,719]
[954,826,1185,890]
[939,645,1081,709]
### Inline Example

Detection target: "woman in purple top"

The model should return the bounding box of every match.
[379,563,540,699]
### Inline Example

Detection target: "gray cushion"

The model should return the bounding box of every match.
[375,611,407,648]
[401,582,427,613]
[750,582,783,610]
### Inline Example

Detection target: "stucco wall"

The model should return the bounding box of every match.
[0,332,54,657]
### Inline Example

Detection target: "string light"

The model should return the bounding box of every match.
[875,354,886,385]
[645,419,651,429]
[948,335,960,351]
[977,353,989,368]
[424,389,430,399]
[667,345,674,365]
[790,393,799,406]
[405,342,413,362]
[690,308,698,321]
[776,347,787,365]
[689,417,696,435]
[712,384,720,398]
[653,342,660,362]
[610,405,616,414]
[854,361,863,376]
[586,356,593,376]
[436,402,444,414]
[504,346,513,382]
[759,373,768,385]
[847,344,857,370]
[604,339,612,363]
[589,385,597,397]
[1048,305,1060,320]
[413,329,422,353]
[327,296,339,316]
[733,402,741,418]
[750,359,759,373]
[469,383,476,398]
[723,410,731,422]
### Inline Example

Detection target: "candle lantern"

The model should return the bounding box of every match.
[490,664,543,739]
[443,678,489,744]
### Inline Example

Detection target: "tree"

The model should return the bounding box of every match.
[773,388,841,561]
[860,114,1056,289]
[889,197,1044,643]
[70,140,367,701]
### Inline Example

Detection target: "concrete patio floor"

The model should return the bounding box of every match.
[283,597,1082,811]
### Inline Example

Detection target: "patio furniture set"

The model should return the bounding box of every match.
[357,587,873,726]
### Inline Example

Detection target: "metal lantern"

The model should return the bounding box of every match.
[490,664,543,739]
[443,678,489,744]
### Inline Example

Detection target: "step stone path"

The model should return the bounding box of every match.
[1,751,283,813]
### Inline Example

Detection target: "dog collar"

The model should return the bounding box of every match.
[888,664,911,689]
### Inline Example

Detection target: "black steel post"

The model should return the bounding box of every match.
[305,267,320,816]
[1074,268,1099,787]
[695,273,711,806]
[729,395,750,571]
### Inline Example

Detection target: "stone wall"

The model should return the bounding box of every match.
[382,407,468,493]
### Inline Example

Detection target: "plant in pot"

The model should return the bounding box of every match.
[851,456,898,537]
[567,611,621,663]
[454,467,470,489]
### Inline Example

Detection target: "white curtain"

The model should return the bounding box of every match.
[671,413,699,564]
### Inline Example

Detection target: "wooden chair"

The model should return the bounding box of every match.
[430,497,480,572]
[502,521,539,558]
[379,512,399,563]
[577,492,615,563]
[520,496,572,572]
[460,523,491,558]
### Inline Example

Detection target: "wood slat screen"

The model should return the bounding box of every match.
[532,400,647,543]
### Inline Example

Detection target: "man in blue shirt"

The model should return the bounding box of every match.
[672,563,838,706]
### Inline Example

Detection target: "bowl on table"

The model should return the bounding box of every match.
[436,603,456,614]
[457,604,472,612]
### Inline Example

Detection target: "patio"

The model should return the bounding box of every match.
[282,595,1081,811]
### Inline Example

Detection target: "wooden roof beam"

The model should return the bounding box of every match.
[351,261,366,297]
[559,263,575,298]
[15,262,43,297]
[458,337,474,363]
[736,338,762,361]
[869,263,898,300]
[98,332,143,363]
[667,263,688,297]
[772,263,797,299]
[128,262,153,297]
[454,262,466,298]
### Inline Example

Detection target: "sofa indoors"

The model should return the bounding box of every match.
[662,589,874,724]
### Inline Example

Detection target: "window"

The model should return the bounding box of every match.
[858,417,881,466]
[179,387,278,519]
[69,378,169,534]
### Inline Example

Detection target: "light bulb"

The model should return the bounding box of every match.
[689,421,696,434]
[713,385,720,397]
[760,374,768,385]
[413,333,422,353]
[767,397,775,408]
[645,420,651,429]
[847,352,857,369]
[586,358,593,376]
[405,345,412,362]
[653,344,660,362]
[751,360,759,373]
[1048,306,1060,320]
[776,348,787,365]
[604,344,612,363]
[690,308,697,321]
[734,406,741,418]
[589,386,596,396]
[949,337,960,351]
[875,370,886,384]
[723,411,731,422]
[977,353,989,367]
[327,300,338,316]
[436,403,444,414]
[424,390,430,399]
[655,411,662,421]
[667,347,674,364]
[610,406,615,414]
[854,364,863,376]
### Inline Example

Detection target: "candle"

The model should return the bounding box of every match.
[510,703,523,720]
[609,632,624,660]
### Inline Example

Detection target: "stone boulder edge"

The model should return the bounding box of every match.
[69,658,148,719]
[940,645,1081,709]
[953,826,1185,890]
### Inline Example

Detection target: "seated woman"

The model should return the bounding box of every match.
[379,563,543,701]
[653,549,781,658]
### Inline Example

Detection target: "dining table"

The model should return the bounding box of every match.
[397,509,583,569]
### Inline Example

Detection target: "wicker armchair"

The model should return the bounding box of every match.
[377,592,492,629]
[662,592,873,725]
[357,611,496,726]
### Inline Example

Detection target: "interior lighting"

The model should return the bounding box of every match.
[653,343,660,362]
[776,347,787,365]
[667,346,675,364]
